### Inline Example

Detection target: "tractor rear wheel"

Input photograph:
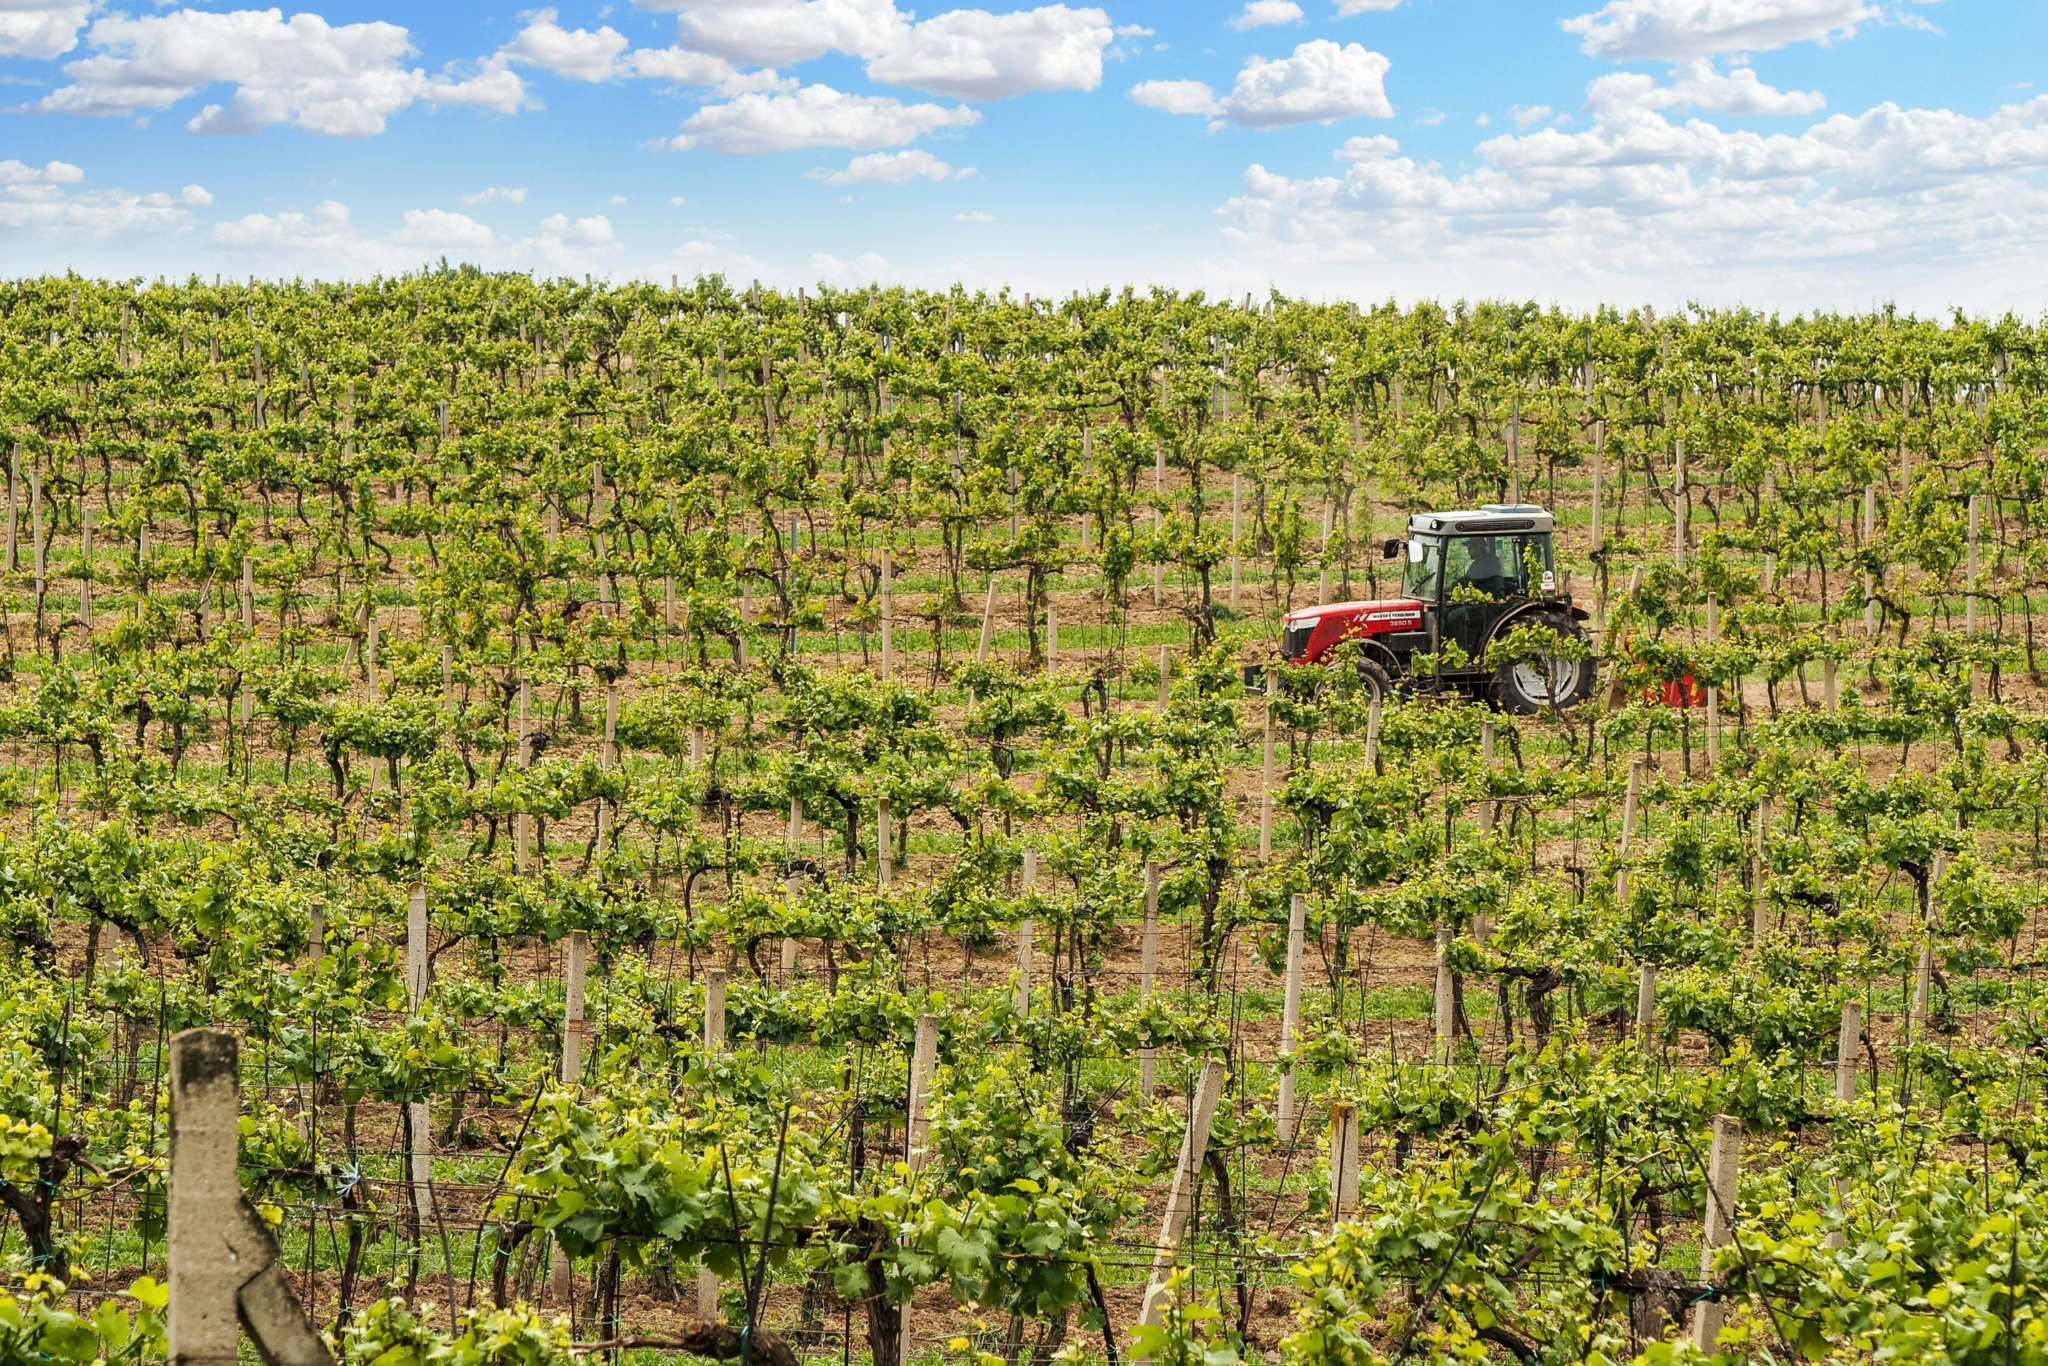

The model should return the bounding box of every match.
[1490,612,1595,713]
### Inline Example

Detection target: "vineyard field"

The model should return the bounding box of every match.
[0,274,2044,1366]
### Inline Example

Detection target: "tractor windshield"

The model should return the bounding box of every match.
[1402,537,1442,601]
[1444,533,1553,600]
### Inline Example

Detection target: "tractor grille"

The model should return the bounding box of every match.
[1282,622,1315,659]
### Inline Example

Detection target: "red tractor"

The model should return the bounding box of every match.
[1277,504,1597,713]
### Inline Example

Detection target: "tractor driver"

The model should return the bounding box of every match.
[1457,536,1507,598]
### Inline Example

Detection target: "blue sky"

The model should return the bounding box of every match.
[3,0,2045,311]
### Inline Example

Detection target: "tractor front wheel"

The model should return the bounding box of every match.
[1356,656,1394,706]
[1490,613,1595,713]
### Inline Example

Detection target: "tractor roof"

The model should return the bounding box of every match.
[1407,504,1555,536]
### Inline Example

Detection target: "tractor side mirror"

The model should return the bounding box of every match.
[1382,538,1403,560]
[1406,540,1425,564]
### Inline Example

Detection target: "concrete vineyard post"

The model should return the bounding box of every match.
[1619,758,1642,857]
[976,580,996,663]
[1636,963,1657,1043]
[1328,1101,1360,1224]
[1276,892,1306,1140]
[1479,717,1496,833]
[1139,859,1160,1095]
[1834,1000,1861,1103]
[1824,657,1838,712]
[241,555,255,629]
[704,966,727,1053]
[698,968,727,1322]
[906,1013,940,1171]
[406,881,429,1005]
[1911,940,1934,1030]
[1137,1058,1229,1337]
[167,1029,335,1366]
[1690,1115,1742,1352]
[1433,925,1454,1064]
[1156,644,1170,714]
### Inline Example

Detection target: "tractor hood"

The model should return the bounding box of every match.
[1282,598,1425,662]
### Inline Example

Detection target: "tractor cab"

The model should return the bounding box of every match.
[1278,504,1595,712]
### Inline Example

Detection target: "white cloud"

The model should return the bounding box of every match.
[1562,0,1877,61]
[1133,41,1394,129]
[1130,78,1218,116]
[496,8,794,94]
[0,0,91,59]
[1510,104,1553,127]
[1333,0,1401,12]
[1115,22,1153,35]
[1476,111,1491,126]
[500,8,630,81]
[0,159,206,241]
[668,194,688,205]
[462,185,528,205]
[864,4,1113,99]
[608,194,628,204]
[652,0,1112,100]
[1216,93,2048,307]
[810,250,892,283]
[1589,58,1824,116]
[1231,1,1304,31]
[389,207,496,250]
[669,83,978,153]
[665,0,901,67]
[40,8,528,135]
[0,158,85,185]
[1221,39,1393,127]
[954,208,994,220]
[1333,133,1399,160]
[810,148,965,183]
[212,200,618,273]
